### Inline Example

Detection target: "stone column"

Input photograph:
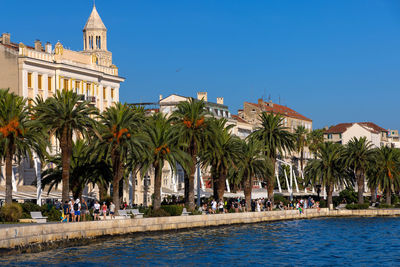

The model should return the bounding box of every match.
[43,74,48,99]
[33,72,38,97]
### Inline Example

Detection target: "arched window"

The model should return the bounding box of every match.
[98,36,101,49]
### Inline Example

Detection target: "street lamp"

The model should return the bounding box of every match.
[316,184,322,200]
[143,174,150,207]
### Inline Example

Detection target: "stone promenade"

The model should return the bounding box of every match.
[1,208,400,255]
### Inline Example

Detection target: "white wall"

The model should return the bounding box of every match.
[342,123,380,147]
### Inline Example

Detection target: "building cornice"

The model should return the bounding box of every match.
[19,56,125,83]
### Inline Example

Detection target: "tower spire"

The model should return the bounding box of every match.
[82,3,112,67]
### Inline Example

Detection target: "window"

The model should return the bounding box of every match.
[103,88,106,99]
[328,134,332,139]
[27,73,32,88]
[87,83,91,96]
[75,81,80,91]
[48,77,52,91]
[63,79,69,91]
[38,75,42,89]
[111,88,114,99]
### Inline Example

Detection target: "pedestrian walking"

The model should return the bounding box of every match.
[93,201,100,221]
[109,202,116,219]
[102,202,107,220]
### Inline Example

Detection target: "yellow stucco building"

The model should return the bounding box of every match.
[0,5,125,201]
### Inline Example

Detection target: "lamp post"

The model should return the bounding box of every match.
[316,184,322,200]
[196,163,201,208]
[143,174,150,207]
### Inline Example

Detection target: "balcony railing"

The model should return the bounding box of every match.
[77,94,85,101]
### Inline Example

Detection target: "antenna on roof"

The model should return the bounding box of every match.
[268,94,271,102]
[279,95,281,104]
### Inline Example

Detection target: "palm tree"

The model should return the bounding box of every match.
[304,142,350,207]
[41,139,112,199]
[235,138,272,211]
[97,103,147,209]
[295,125,308,172]
[307,129,324,158]
[368,146,400,205]
[170,98,209,209]
[142,113,190,210]
[0,89,48,203]
[343,137,375,204]
[249,112,295,206]
[34,90,98,203]
[201,118,243,200]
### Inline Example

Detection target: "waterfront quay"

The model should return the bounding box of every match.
[2,208,400,255]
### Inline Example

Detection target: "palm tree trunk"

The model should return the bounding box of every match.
[112,155,124,211]
[370,184,377,203]
[212,168,218,200]
[153,162,162,210]
[5,147,13,204]
[326,184,334,207]
[300,148,304,172]
[386,189,391,205]
[357,170,364,204]
[185,154,196,210]
[243,175,252,212]
[267,157,276,207]
[216,170,226,201]
[60,131,71,203]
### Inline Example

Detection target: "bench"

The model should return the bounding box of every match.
[132,209,144,218]
[118,210,131,218]
[125,209,133,214]
[181,208,191,216]
[30,211,48,223]
[335,204,347,210]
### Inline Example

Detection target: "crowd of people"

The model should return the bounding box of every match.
[57,199,127,222]
[55,196,321,222]
[197,196,321,214]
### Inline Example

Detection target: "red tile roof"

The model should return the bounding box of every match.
[324,122,388,134]
[246,101,312,122]
[232,114,249,124]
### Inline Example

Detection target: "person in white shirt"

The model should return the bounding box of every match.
[211,200,217,214]
[109,202,116,219]
[69,199,75,222]
[93,201,100,221]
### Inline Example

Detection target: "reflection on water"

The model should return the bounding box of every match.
[2,217,400,266]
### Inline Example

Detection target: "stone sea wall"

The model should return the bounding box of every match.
[1,208,400,255]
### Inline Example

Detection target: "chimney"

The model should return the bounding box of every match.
[45,42,52,53]
[197,92,207,102]
[34,40,43,51]
[1,33,10,45]
[216,97,224,105]
[159,94,163,101]
[258,98,264,105]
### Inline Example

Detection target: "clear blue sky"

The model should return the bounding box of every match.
[1,0,400,129]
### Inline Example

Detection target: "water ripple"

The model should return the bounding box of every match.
[2,217,400,266]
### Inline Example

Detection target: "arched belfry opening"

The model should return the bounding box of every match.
[82,4,112,67]
[83,4,107,52]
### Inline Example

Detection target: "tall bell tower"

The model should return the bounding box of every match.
[82,4,112,67]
